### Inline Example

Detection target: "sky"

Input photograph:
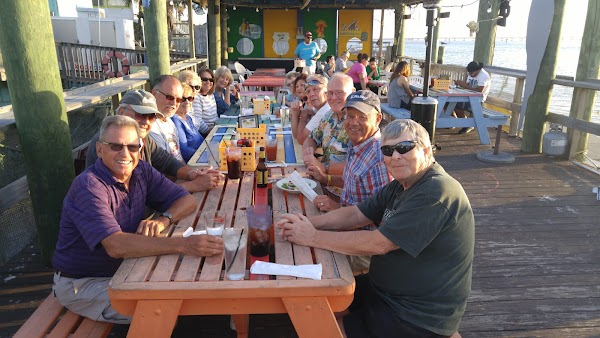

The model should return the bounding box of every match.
[374,0,586,40]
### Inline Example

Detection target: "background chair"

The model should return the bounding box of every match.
[233,61,253,81]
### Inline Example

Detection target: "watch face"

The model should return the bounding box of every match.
[162,212,173,220]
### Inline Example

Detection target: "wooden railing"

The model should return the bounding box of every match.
[55,42,193,89]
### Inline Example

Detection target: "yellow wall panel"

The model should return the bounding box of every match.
[264,9,298,58]
[338,10,373,59]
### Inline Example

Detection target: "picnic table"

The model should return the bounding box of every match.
[188,105,304,167]
[253,68,286,76]
[108,167,355,338]
[242,73,285,91]
[410,83,494,144]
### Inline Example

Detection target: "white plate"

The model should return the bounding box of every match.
[276,178,317,193]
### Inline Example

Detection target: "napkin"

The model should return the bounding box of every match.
[250,261,322,280]
[288,171,317,202]
[182,227,207,237]
[240,108,254,116]
[273,131,292,135]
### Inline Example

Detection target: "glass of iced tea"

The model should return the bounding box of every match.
[226,147,242,179]
[266,135,277,162]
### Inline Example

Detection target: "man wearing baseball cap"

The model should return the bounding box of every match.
[310,90,391,273]
[294,31,321,74]
[86,88,222,193]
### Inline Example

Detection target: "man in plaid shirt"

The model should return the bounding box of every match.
[310,90,391,273]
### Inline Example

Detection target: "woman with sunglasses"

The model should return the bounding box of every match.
[179,70,211,136]
[213,66,241,116]
[278,119,474,338]
[172,84,204,162]
[192,67,218,136]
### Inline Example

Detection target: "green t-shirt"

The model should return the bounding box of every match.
[357,163,474,336]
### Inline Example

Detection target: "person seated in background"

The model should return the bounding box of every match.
[278,119,474,338]
[192,66,218,136]
[310,90,391,274]
[347,53,369,91]
[172,84,204,162]
[279,71,299,105]
[178,70,212,135]
[290,74,330,144]
[323,55,335,79]
[149,76,184,162]
[453,61,491,134]
[55,115,223,324]
[302,73,355,197]
[366,57,382,93]
[285,73,308,104]
[335,51,350,73]
[213,66,241,116]
[388,61,415,110]
[86,89,222,193]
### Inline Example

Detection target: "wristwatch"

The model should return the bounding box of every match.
[160,211,173,225]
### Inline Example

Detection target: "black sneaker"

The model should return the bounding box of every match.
[458,127,474,134]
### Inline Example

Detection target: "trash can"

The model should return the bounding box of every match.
[411,96,438,145]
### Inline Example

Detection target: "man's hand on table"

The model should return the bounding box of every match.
[276,213,317,247]
[313,195,340,212]
[184,169,224,192]
[306,164,327,184]
[137,219,168,237]
[184,235,224,256]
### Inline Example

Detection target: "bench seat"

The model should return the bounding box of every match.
[15,294,113,338]
[481,107,510,127]
[380,103,411,120]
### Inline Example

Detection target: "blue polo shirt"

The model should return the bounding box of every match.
[52,159,189,278]
[294,41,321,67]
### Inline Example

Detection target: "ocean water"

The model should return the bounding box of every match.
[402,38,600,122]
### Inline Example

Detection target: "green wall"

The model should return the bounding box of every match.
[300,9,337,61]
[228,8,264,60]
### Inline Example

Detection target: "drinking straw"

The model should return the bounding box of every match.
[226,228,245,273]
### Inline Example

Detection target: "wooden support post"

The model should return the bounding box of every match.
[521,0,565,153]
[473,0,500,65]
[0,1,76,264]
[145,0,170,84]
[207,0,221,70]
[437,45,445,64]
[431,9,440,65]
[188,0,196,60]
[220,3,229,66]
[393,4,406,60]
[378,9,384,64]
[567,0,600,160]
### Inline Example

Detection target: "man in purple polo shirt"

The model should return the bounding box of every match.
[52,115,223,324]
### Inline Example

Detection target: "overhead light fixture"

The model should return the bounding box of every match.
[342,5,345,9]
[487,0,492,13]
[307,7,310,11]
[256,7,259,12]
[233,5,236,10]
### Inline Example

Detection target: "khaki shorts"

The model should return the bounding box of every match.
[348,255,371,275]
[52,273,131,324]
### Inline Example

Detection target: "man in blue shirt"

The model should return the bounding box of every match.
[294,31,321,74]
[53,115,223,324]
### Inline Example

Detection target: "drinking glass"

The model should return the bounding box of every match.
[223,226,248,280]
[203,211,226,236]
[226,147,242,179]
[266,136,278,162]
[246,205,272,262]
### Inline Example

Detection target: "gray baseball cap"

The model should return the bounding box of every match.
[343,90,381,114]
[120,89,164,118]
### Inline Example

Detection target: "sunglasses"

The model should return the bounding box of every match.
[380,141,419,156]
[191,85,201,91]
[201,77,214,83]
[155,88,183,103]
[182,96,195,102]
[135,112,157,120]
[100,141,142,153]
[304,79,324,89]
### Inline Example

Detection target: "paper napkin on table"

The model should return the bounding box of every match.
[288,171,318,202]
[250,261,322,280]
[273,131,292,135]
[182,227,207,237]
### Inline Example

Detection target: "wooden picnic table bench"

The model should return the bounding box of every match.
[108,167,354,338]
[14,294,113,338]
[380,103,411,120]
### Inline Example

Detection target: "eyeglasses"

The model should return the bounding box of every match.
[100,141,142,153]
[326,90,348,98]
[304,79,324,89]
[182,96,195,102]
[155,88,183,103]
[191,85,201,91]
[380,141,419,156]
[201,77,214,83]
[122,106,157,120]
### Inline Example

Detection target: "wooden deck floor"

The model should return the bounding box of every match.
[1,128,600,337]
